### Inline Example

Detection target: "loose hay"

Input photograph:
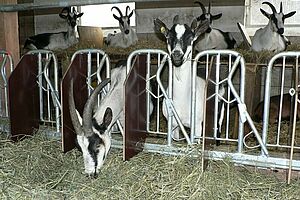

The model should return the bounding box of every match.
[1,131,300,199]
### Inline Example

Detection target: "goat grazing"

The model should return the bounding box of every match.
[154,16,225,140]
[105,6,138,48]
[69,60,153,176]
[69,79,112,178]
[24,7,83,50]
[238,2,296,52]
[193,1,236,52]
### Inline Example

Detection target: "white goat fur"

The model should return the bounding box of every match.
[105,6,138,48]
[251,2,296,52]
[24,7,83,51]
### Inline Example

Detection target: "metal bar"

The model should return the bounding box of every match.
[288,55,299,184]
[277,56,286,145]
[0,0,172,12]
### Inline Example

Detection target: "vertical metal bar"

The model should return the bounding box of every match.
[146,52,151,132]
[288,55,299,184]
[237,55,246,153]
[38,53,44,121]
[156,53,161,133]
[190,50,197,143]
[226,54,232,139]
[214,53,221,139]
[87,52,92,96]
[277,56,286,145]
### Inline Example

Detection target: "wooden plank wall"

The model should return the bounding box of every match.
[0,0,20,63]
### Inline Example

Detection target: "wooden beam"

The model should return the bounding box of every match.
[0,0,19,63]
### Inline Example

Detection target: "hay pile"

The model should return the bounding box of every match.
[1,132,300,199]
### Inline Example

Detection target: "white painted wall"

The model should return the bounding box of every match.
[136,6,244,34]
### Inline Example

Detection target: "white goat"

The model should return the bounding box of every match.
[238,2,296,52]
[24,7,83,50]
[193,1,236,52]
[69,61,153,177]
[105,6,138,48]
[154,16,224,140]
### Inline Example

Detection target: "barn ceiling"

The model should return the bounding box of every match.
[1,0,245,12]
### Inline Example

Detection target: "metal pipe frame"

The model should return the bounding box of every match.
[0,50,14,119]
[26,50,61,135]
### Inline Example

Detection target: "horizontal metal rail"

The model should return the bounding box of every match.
[0,0,172,12]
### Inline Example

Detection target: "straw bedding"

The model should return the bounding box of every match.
[1,131,300,199]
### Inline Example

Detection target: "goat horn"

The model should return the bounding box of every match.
[280,2,283,13]
[82,79,111,136]
[208,1,211,14]
[69,79,84,136]
[126,6,130,16]
[111,6,123,18]
[262,2,277,14]
[194,1,206,14]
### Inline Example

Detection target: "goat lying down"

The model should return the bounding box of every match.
[105,6,138,48]
[238,2,296,52]
[253,93,300,124]
[193,1,236,52]
[69,61,153,177]
[24,7,83,50]
[154,16,225,140]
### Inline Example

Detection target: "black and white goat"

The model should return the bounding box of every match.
[24,7,83,50]
[69,61,153,177]
[105,6,138,48]
[193,1,236,52]
[154,16,225,140]
[239,2,296,52]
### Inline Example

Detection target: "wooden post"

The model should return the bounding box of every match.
[0,0,20,64]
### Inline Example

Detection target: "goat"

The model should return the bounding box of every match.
[154,16,225,140]
[238,2,296,52]
[69,60,153,176]
[104,6,138,48]
[253,93,300,124]
[193,1,236,52]
[69,79,112,178]
[24,7,83,50]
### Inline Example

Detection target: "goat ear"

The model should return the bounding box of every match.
[260,8,271,19]
[76,12,84,18]
[113,14,120,21]
[59,13,68,19]
[154,18,169,37]
[101,108,112,129]
[284,11,296,19]
[193,19,209,39]
[211,13,222,20]
[191,18,198,30]
[128,10,134,18]
[173,15,180,25]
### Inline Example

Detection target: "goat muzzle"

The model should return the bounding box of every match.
[277,28,284,35]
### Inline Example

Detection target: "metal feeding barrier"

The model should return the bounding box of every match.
[25,50,61,135]
[124,49,300,173]
[70,49,123,135]
[261,51,300,183]
[0,50,14,133]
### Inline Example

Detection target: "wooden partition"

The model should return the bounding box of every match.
[124,55,147,160]
[61,54,88,152]
[8,54,39,140]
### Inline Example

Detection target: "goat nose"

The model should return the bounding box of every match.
[125,30,129,34]
[278,28,284,34]
[173,50,182,57]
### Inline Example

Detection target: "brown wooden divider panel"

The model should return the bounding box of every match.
[124,55,147,160]
[8,54,39,140]
[61,54,88,152]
